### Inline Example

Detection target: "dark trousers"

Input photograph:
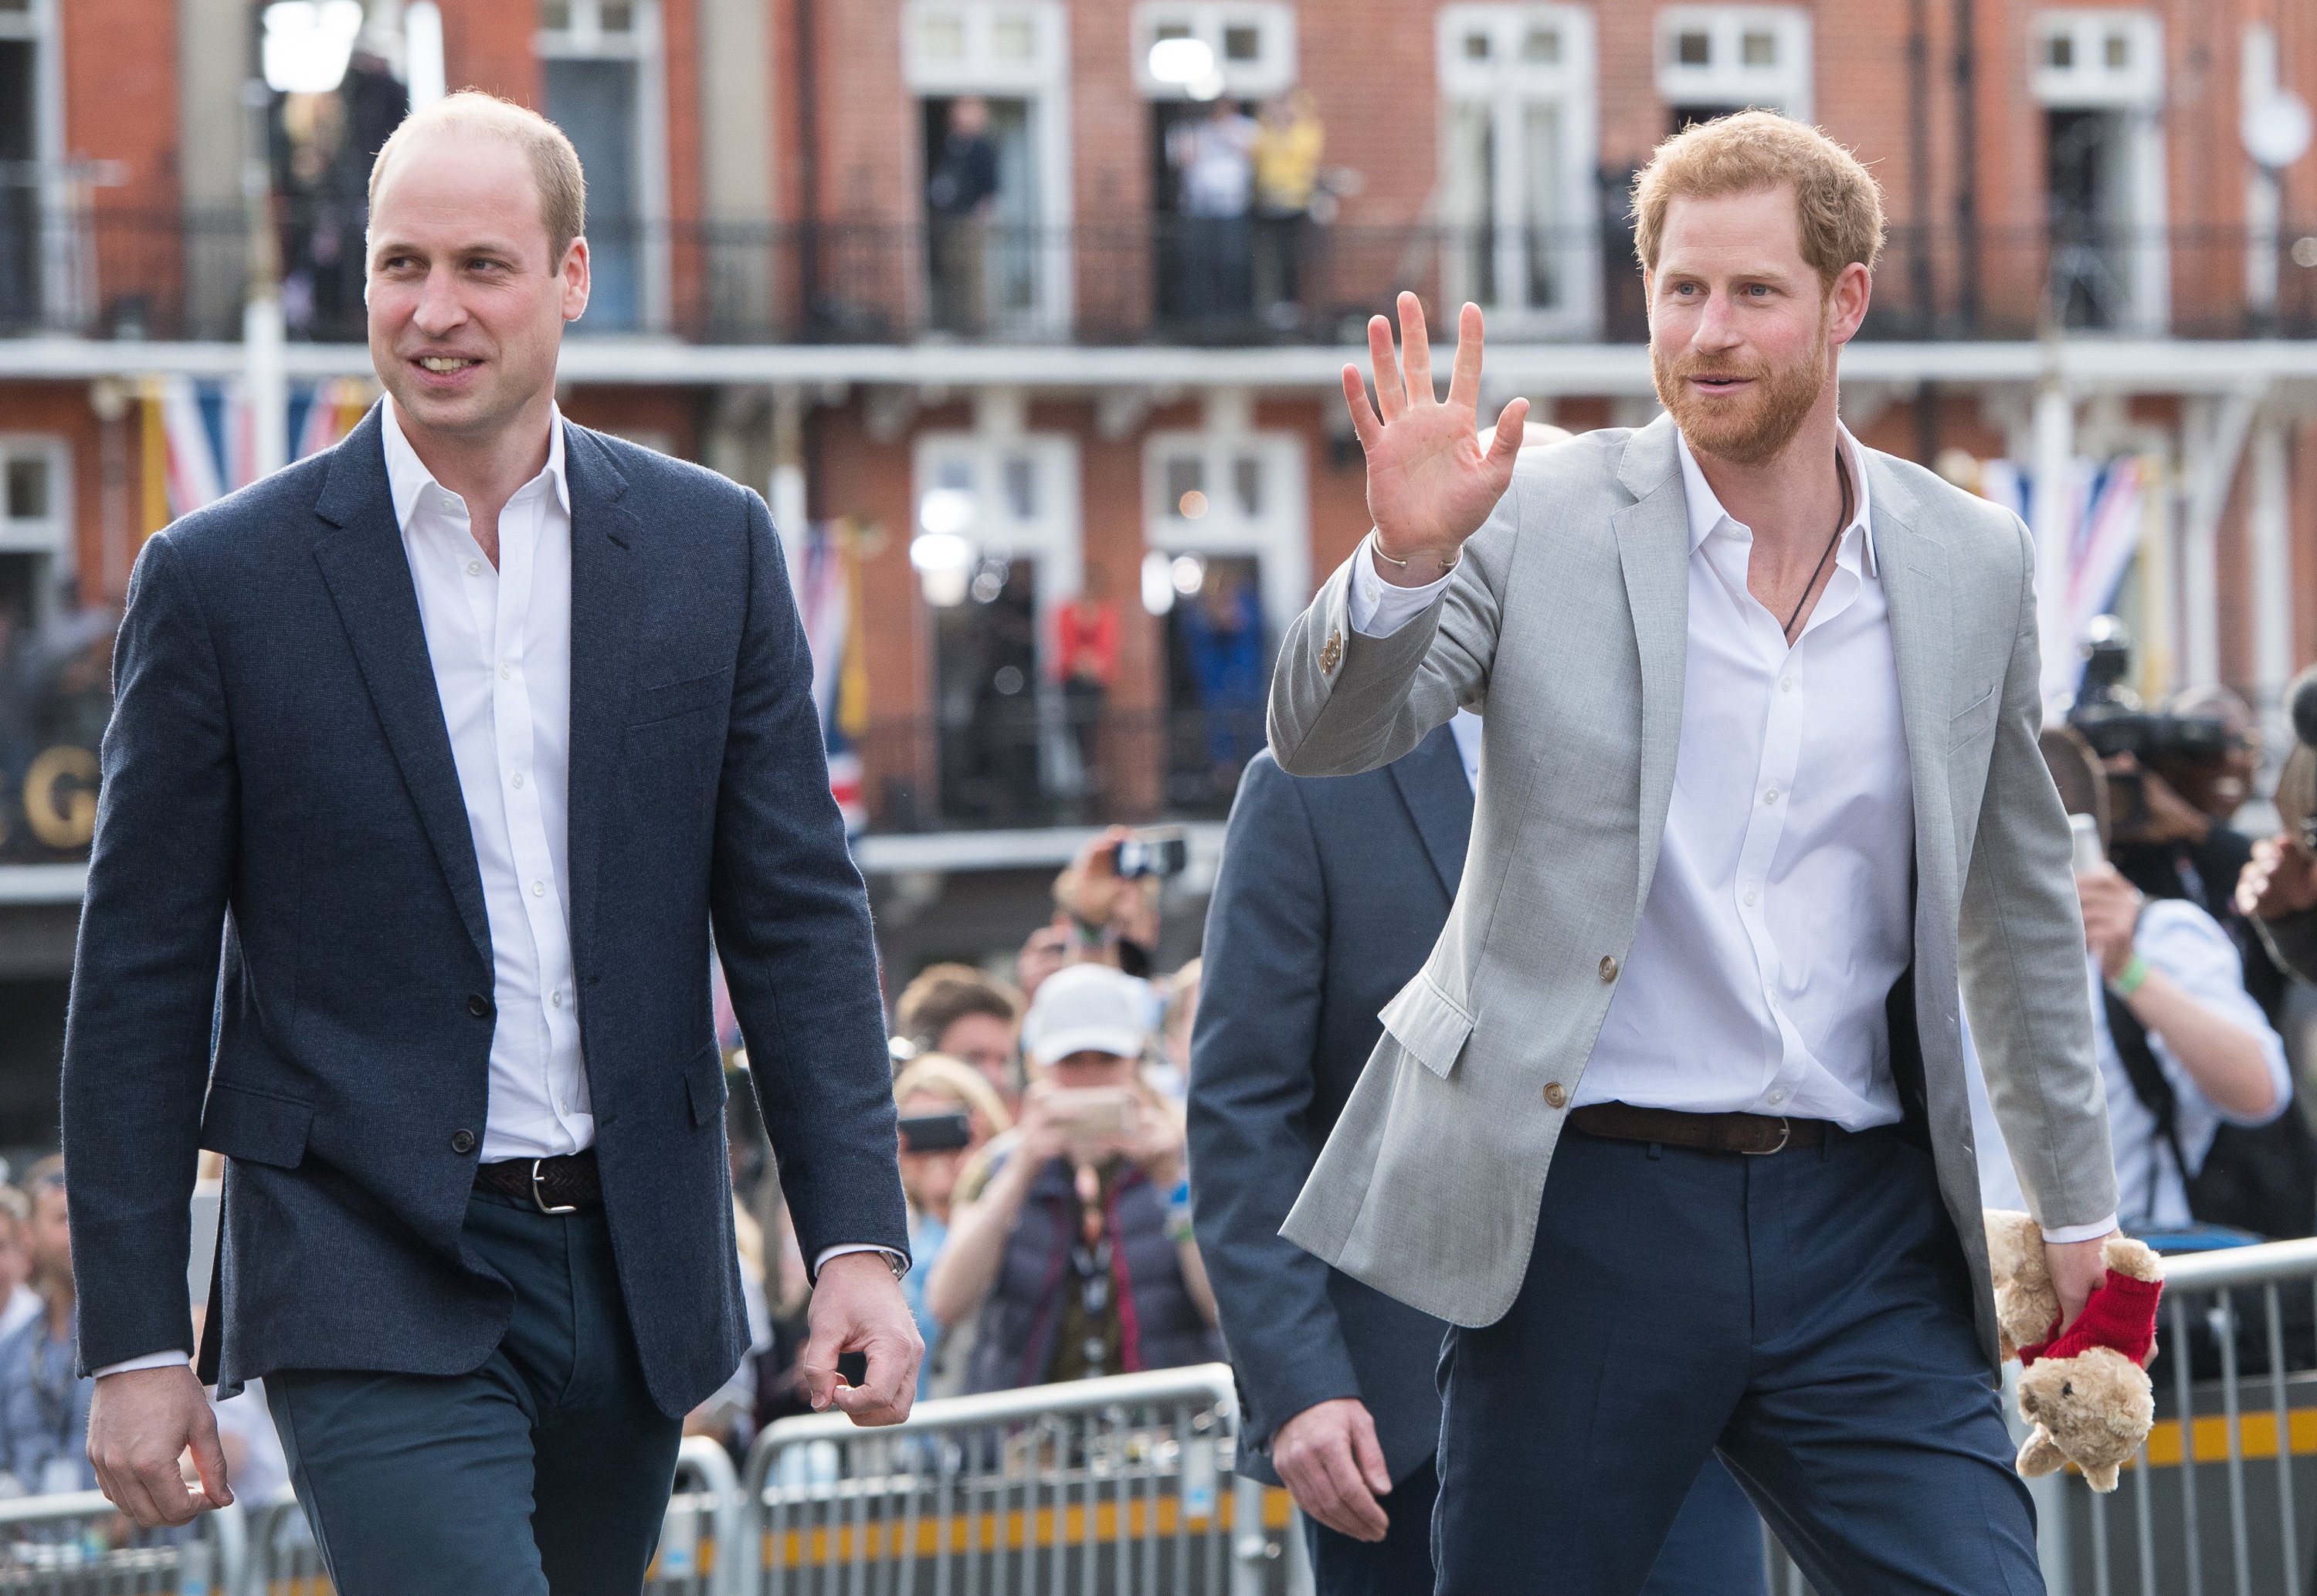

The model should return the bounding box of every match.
[266,1191,685,1596]
[1435,1125,2041,1596]
[1308,1452,1762,1596]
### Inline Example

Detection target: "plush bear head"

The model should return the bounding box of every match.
[2015,1345,2156,1493]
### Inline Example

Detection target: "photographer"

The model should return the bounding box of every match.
[924,965,1220,1393]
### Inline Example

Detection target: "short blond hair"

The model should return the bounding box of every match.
[368,90,588,263]
[894,1055,1015,1135]
[1630,111,1884,290]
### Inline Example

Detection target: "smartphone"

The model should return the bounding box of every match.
[1116,826,1189,880]
[1042,1086,1138,1149]
[2068,812,2105,875]
[898,1110,972,1154]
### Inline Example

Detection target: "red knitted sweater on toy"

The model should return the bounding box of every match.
[2017,1269,2163,1367]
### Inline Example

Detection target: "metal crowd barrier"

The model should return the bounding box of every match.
[737,1363,1303,1596]
[0,1487,243,1594]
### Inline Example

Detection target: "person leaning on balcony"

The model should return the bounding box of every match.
[924,964,1220,1393]
[61,90,918,1594]
[925,95,1000,336]
[1268,111,2122,1591]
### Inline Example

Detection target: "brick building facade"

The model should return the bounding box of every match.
[1,0,2315,1130]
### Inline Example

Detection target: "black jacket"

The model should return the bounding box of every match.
[1186,727,1469,1484]
[62,409,907,1415]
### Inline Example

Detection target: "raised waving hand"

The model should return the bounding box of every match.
[1342,292,1530,585]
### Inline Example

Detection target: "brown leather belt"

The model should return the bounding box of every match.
[1566,1102,1829,1155]
[473,1149,602,1212]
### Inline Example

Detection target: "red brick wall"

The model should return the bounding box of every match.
[63,0,182,330]
[439,0,541,106]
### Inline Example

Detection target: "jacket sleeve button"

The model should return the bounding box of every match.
[1542,1082,1568,1110]
[450,1130,477,1155]
[1598,955,1620,983]
[467,994,493,1018]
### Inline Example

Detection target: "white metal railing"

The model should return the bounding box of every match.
[0,1486,243,1593]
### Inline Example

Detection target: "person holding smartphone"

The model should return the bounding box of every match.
[891,1057,1012,1398]
[924,965,1220,1391]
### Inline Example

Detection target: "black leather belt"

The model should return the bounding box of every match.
[1566,1102,1830,1155]
[473,1149,602,1212]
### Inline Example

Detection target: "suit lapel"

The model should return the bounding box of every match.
[1610,416,1691,911]
[561,423,640,985]
[1865,456,1959,913]
[310,408,492,967]
[1387,723,1474,897]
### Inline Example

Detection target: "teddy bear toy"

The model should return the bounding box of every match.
[1983,1209,2165,1493]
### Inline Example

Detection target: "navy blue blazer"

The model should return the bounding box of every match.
[1186,726,1469,1484]
[60,408,907,1416]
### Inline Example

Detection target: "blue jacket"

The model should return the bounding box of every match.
[1186,728,1468,1484]
[61,408,907,1416]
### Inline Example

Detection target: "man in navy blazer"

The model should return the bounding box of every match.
[62,93,917,1594]
[1189,721,1764,1594]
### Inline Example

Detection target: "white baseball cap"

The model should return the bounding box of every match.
[1023,964,1150,1068]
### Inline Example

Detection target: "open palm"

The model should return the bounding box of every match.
[1343,293,1529,571]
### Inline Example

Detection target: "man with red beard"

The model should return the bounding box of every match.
[1264,111,2118,1591]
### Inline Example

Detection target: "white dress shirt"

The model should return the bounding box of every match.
[385,395,594,1162]
[1966,900,2288,1230]
[1348,426,2117,1242]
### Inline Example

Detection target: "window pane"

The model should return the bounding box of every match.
[1165,456,1204,517]
[1521,27,1560,63]
[1232,456,1262,517]
[2046,33,2074,69]
[1446,101,1498,306]
[599,1,633,32]
[994,14,1036,58]
[1154,21,1191,42]
[4,457,46,521]
[541,0,572,29]
[918,12,966,58]
[1522,102,1563,309]
[1741,30,1776,66]
[0,1,31,13]
[2104,32,2129,69]
[1002,455,1038,520]
[1677,31,1710,66]
[1223,24,1261,62]
[937,457,975,493]
[1463,30,1491,60]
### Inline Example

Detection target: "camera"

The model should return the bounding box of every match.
[1115,826,1188,880]
[2065,617,2231,843]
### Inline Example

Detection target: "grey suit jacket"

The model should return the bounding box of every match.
[1265,415,2119,1367]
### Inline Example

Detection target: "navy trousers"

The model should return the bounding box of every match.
[265,1191,686,1596]
[1435,1124,2041,1596]
[1308,1451,1762,1596]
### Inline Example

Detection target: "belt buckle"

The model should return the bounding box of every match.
[531,1158,578,1215]
[1739,1117,1792,1157]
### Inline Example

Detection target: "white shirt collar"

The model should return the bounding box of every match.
[1674,424,1877,578]
[380,395,571,532]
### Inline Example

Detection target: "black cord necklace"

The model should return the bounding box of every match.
[1781,448,1855,646]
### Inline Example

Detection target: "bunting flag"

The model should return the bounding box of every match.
[146,375,375,521]
[784,517,870,836]
[1976,454,2153,722]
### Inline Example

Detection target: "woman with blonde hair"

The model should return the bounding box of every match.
[893,1056,1011,1397]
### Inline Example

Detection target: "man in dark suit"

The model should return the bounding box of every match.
[1189,719,1764,1594]
[62,93,918,1594]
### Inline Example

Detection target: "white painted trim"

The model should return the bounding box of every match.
[1653,5,1813,122]
[539,0,673,335]
[2030,10,2163,110]
[0,433,73,626]
[911,428,1084,637]
[855,821,1223,875]
[1141,427,1308,639]
[0,863,87,904]
[1128,2,1297,100]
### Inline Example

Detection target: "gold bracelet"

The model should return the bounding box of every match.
[1373,544,1460,574]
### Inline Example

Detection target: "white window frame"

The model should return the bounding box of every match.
[902,0,1075,337]
[1140,425,1308,646]
[912,429,1084,637]
[538,0,673,334]
[2030,10,2168,335]
[1129,3,1298,100]
[1654,6,1813,123]
[0,435,75,629]
[1435,5,1600,338]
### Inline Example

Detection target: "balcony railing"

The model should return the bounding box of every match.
[7,203,2317,347]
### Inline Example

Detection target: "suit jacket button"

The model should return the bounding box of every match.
[1598,955,1620,983]
[466,994,492,1018]
[1542,1082,1568,1110]
[450,1130,477,1155]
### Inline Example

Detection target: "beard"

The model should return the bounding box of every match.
[1650,317,1830,467]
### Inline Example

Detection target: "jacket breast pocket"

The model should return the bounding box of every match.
[1379,972,1475,1080]
[1947,682,2000,748]
[199,1080,314,1170]
[684,1044,731,1127]
[629,667,731,730]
